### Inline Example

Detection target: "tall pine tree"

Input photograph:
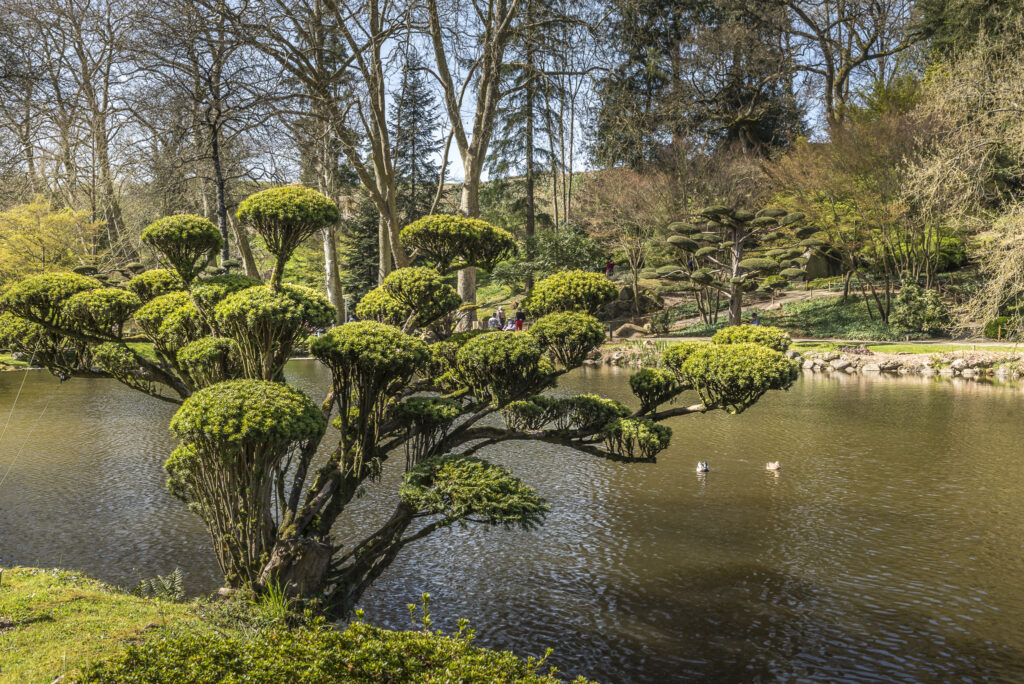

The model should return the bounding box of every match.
[389,49,443,228]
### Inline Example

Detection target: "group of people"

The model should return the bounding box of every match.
[487,304,527,331]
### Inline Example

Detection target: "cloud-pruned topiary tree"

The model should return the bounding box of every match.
[399,214,517,275]
[236,186,340,289]
[141,215,223,286]
[0,188,798,619]
[664,207,810,324]
[523,269,618,317]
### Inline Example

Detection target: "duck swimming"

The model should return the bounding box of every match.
[765,461,781,471]
[696,461,709,472]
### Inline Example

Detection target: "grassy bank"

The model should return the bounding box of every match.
[0,567,586,683]
[0,567,213,682]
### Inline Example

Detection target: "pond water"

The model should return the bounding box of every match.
[1,363,1023,683]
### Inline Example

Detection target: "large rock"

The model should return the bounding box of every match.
[862,362,881,372]
[613,323,648,339]
[830,358,851,371]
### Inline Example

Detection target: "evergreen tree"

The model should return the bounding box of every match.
[917,0,1024,57]
[389,49,443,228]
[593,0,804,166]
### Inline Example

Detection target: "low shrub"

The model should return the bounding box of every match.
[711,324,791,352]
[74,617,586,683]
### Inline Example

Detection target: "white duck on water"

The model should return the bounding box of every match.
[766,461,781,471]
[696,461,710,473]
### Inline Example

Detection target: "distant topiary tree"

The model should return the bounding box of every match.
[0,186,798,619]
[664,207,811,324]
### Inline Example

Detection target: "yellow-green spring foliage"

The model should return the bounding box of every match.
[601,418,672,460]
[170,379,326,450]
[215,284,334,380]
[76,617,585,683]
[191,274,263,321]
[671,342,797,414]
[456,332,555,407]
[63,287,140,339]
[401,454,548,528]
[525,270,618,316]
[628,367,679,408]
[126,269,184,303]
[1,272,102,328]
[309,322,429,429]
[379,267,461,328]
[177,337,241,388]
[141,215,222,285]
[399,214,517,273]
[501,393,630,433]
[711,324,791,352]
[236,186,338,285]
[528,311,605,368]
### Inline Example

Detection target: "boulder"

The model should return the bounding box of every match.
[862,362,881,372]
[785,350,802,360]
[802,360,815,370]
[830,358,852,371]
[613,323,647,339]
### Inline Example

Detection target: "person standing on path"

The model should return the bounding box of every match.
[514,303,526,331]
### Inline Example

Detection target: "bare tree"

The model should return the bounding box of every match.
[425,0,524,327]
[785,0,916,130]
[129,0,271,276]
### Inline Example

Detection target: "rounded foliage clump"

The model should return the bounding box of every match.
[236,186,339,287]
[456,332,554,406]
[141,215,222,285]
[64,287,140,339]
[1,272,101,328]
[602,418,671,460]
[528,311,605,368]
[737,257,779,274]
[135,291,203,358]
[677,343,797,414]
[134,291,192,338]
[561,394,631,433]
[711,324,791,352]
[399,214,517,273]
[191,274,263,321]
[661,341,711,375]
[177,337,241,388]
[629,367,679,408]
[215,284,333,380]
[402,454,548,527]
[525,270,618,316]
[355,287,409,327]
[380,267,461,329]
[171,379,325,448]
[310,321,428,387]
[169,379,325,584]
[127,269,184,303]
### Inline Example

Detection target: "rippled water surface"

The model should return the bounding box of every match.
[2,364,1024,682]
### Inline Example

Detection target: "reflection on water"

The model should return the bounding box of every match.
[2,364,1024,683]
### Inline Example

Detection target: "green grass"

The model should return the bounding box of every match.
[759,295,921,341]
[0,353,29,369]
[792,341,1023,354]
[0,567,215,682]
[0,568,586,683]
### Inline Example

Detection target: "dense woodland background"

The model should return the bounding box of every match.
[0,0,1022,335]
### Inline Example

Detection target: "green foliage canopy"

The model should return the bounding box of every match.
[525,270,618,317]
[141,215,222,286]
